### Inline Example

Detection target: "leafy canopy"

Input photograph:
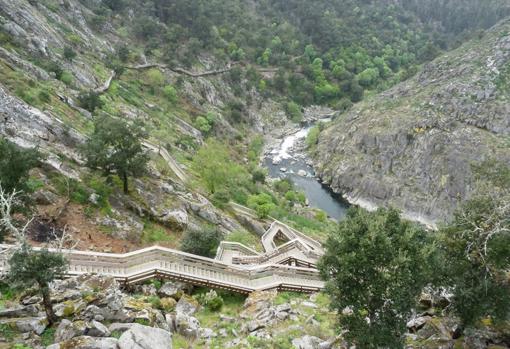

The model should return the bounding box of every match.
[180,227,223,258]
[0,137,41,197]
[192,139,249,194]
[319,207,435,349]
[81,116,148,193]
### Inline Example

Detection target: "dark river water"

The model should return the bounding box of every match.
[264,125,350,221]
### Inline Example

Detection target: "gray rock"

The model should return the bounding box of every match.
[47,336,118,349]
[108,322,137,334]
[118,323,172,349]
[0,305,38,318]
[168,313,201,338]
[10,316,48,335]
[246,320,265,333]
[86,320,110,337]
[302,301,318,309]
[175,296,199,316]
[33,190,58,205]
[55,319,80,342]
[199,327,216,339]
[21,295,42,305]
[159,209,188,230]
[158,281,191,299]
[292,335,323,349]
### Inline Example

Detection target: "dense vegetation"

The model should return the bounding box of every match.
[78,0,510,112]
[319,164,510,348]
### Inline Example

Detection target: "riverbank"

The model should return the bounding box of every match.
[261,107,350,221]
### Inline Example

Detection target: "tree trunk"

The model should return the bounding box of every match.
[39,283,57,325]
[122,172,129,194]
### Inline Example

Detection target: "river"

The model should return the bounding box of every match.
[263,122,350,221]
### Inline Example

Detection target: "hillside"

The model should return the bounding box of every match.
[313,18,510,227]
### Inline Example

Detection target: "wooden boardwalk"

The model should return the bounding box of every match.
[0,220,325,294]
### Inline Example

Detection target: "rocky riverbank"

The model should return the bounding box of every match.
[313,19,510,227]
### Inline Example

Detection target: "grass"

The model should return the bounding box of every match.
[141,221,175,245]
[224,230,263,252]
[40,327,56,346]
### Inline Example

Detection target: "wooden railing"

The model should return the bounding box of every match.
[0,244,324,294]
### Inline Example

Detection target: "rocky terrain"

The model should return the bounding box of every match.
[0,0,304,252]
[313,19,510,227]
[0,274,508,349]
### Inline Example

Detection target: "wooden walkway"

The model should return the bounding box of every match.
[0,220,325,294]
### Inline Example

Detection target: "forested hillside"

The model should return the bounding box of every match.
[74,0,510,107]
[0,0,509,348]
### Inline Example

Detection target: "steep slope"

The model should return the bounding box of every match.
[313,19,510,226]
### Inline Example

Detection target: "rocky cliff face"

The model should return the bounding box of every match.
[314,19,510,226]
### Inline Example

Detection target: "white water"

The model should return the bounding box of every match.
[271,126,314,164]
[265,119,349,221]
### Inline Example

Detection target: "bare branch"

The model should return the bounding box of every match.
[0,183,29,245]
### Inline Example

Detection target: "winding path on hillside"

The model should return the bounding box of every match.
[142,141,188,183]
[0,219,324,294]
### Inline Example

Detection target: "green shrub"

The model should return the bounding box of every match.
[40,327,56,346]
[211,189,230,209]
[306,126,320,149]
[251,168,266,184]
[63,46,77,61]
[38,89,51,103]
[180,227,222,257]
[60,71,74,86]
[163,85,177,102]
[195,290,224,311]
[78,91,104,112]
[247,193,276,218]
[147,296,162,309]
[286,101,303,123]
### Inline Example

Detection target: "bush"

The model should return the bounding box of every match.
[306,126,320,149]
[195,290,224,311]
[247,193,276,218]
[194,116,212,134]
[63,46,77,61]
[78,91,104,112]
[180,227,223,257]
[163,85,177,103]
[251,168,266,183]
[211,189,230,209]
[146,68,164,87]
[38,89,51,103]
[60,71,74,86]
[286,101,303,123]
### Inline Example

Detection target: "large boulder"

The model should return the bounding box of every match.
[158,209,189,230]
[4,316,48,335]
[118,323,172,349]
[175,295,199,316]
[168,313,201,338]
[158,281,192,299]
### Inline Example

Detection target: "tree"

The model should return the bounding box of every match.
[81,117,148,194]
[63,46,77,61]
[0,138,41,196]
[285,101,303,123]
[247,193,276,218]
[9,244,68,325]
[180,227,223,257]
[192,139,248,194]
[438,192,510,327]
[78,91,104,113]
[0,186,68,325]
[163,85,177,103]
[318,207,435,349]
